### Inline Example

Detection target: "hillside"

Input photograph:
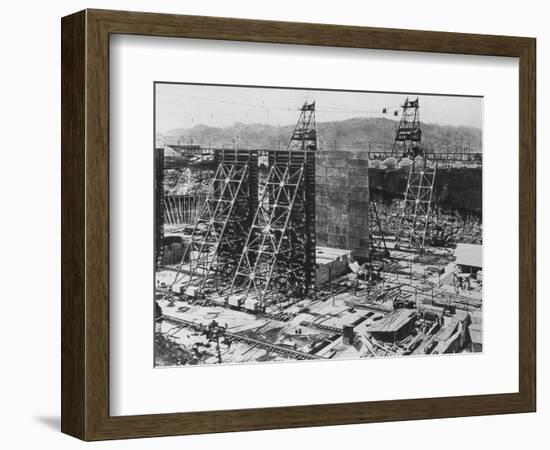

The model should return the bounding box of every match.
[158,117,482,153]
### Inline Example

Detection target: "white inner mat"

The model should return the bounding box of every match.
[110,34,519,416]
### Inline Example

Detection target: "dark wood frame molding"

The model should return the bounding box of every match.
[61,9,536,441]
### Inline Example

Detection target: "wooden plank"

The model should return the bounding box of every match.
[61,10,86,440]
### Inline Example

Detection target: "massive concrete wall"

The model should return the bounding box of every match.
[315,151,369,260]
[155,147,165,270]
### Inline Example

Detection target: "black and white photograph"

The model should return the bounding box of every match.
[154,83,483,367]
[1,0,543,445]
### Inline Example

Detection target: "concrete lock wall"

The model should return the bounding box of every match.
[315,151,369,260]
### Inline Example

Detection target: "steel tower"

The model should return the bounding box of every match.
[229,102,317,307]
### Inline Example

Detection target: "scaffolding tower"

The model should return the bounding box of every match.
[171,149,257,295]
[392,97,422,158]
[390,96,437,251]
[229,102,317,306]
[395,161,437,251]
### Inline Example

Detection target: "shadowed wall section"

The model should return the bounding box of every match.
[315,151,370,261]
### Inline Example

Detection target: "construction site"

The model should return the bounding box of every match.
[154,92,483,367]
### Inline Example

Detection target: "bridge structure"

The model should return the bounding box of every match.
[366,150,482,164]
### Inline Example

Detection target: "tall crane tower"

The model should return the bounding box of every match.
[287,101,317,151]
[392,97,422,158]
[229,102,317,307]
[393,97,437,252]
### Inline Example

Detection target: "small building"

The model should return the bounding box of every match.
[454,243,482,275]
[432,312,471,354]
[368,309,417,343]
[342,325,355,345]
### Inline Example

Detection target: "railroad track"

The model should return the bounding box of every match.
[225,333,323,361]
[198,300,295,323]
[161,315,205,332]
[160,315,324,361]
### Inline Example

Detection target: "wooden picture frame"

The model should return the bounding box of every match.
[61,9,536,441]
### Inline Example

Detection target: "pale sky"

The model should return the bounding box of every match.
[155,83,482,134]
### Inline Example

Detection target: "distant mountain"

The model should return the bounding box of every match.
[159,117,482,153]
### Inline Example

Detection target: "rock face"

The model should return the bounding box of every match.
[369,167,482,216]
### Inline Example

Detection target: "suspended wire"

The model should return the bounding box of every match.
[156,88,403,117]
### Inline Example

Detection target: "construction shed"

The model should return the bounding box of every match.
[315,247,353,285]
[368,309,417,343]
[432,315,470,354]
[454,243,482,275]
